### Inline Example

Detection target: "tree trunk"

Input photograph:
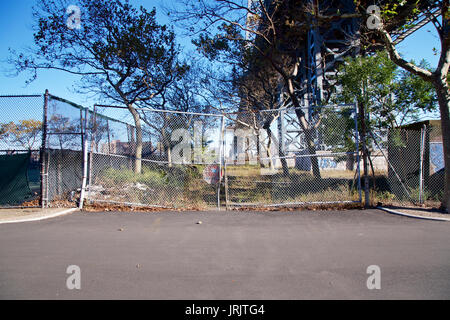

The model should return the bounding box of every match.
[293,108,321,179]
[245,136,250,164]
[256,131,265,168]
[346,153,355,171]
[161,128,172,168]
[285,75,321,178]
[272,61,321,178]
[359,101,370,208]
[434,78,450,212]
[167,144,172,168]
[368,151,377,195]
[265,128,275,171]
[277,113,289,175]
[127,104,142,174]
[263,120,289,174]
[279,147,289,176]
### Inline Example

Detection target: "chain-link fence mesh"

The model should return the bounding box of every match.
[223,105,361,207]
[43,95,88,206]
[369,125,444,207]
[86,106,225,208]
[0,93,445,210]
[0,95,44,207]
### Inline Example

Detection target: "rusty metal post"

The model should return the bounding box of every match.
[40,90,49,208]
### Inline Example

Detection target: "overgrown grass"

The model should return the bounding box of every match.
[92,164,440,209]
[101,167,167,186]
[225,165,359,205]
[94,165,216,208]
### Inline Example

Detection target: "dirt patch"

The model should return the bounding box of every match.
[82,202,207,212]
[228,202,364,212]
[81,201,364,213]
[18,199,40,207]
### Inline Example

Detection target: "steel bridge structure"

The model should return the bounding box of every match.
[246,0,442,153]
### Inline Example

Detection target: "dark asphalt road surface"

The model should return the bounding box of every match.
[1,209,450,299]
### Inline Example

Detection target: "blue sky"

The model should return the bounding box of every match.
[0,0,442,113]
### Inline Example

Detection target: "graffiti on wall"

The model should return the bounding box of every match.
[319,158,337,169]
[430,142,444,173]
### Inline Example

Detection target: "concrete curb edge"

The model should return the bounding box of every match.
[0,208,79,225]
[377,206,450,222]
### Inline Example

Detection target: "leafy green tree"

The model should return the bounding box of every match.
[332,51,437,131]
[0,120,43,150]
[10,0,188,173]
[332,51,398,129]
[327,51,437,198]
[364,0,449,211]
[393,61,438,126]
[47,114,81,150]
[330,51,397,195]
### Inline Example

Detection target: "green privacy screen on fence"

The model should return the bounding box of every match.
[0,153,33,206]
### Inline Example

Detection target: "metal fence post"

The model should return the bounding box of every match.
[224,162,229,210]
[278,109,285,155]
[87,106,96,203]
[419,125,426,204]
[40,90,49,208]
[217,114,225,210]
[357,100,370,207]
[79,108,89,209]
[354,103,362,204]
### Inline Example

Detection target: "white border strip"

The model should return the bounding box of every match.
[377,206,450,222]
[0,208,78,225]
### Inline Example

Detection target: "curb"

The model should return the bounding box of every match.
[377,206,450,222]
[0,208,79,225]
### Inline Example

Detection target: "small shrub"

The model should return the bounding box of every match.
[101,167,167,186]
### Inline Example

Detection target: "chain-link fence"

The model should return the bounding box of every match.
[85,106,225,209]
[369,124,445,207]
[1,92,444,210]
[223,105,362,207]
[40,94,89,207]
[0,95,44,207]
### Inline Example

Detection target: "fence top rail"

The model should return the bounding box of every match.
[224,151,359,164]
[0,94,42,98]
[225,104,356,115]
[48,94,88,111]
[90,150,220,165]
[259,104,356,113]
[94,104,225,118]
[0,149,40,152]
[93,103,356,119]
[92,108,140,128]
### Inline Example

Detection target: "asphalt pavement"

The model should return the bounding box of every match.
[0,209,449,299]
